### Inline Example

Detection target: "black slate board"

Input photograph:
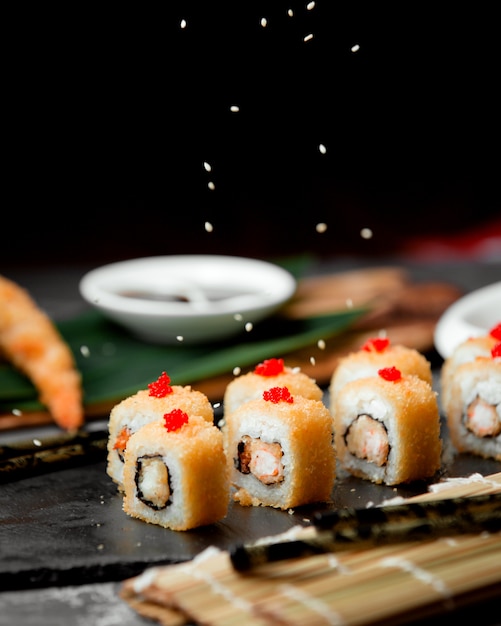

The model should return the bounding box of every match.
[1,417,499,592]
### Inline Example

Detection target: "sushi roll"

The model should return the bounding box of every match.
[444,345,501,461]
[440,322,501,417]
[223,357,323,418]
[122,411,229,530]
[329,336,433,417]
[334,366,442,485]
[107,371,214,490]
[224,386,335,509]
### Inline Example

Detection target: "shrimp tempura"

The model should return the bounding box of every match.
[0,274,84,431]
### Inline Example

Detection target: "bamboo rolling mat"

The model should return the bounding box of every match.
[121,472,501,626]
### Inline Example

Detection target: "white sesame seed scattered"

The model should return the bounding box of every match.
[233,366,241,376]
[307,1,316,10]
[318,143,327,154]
[317,339,326,350]
[230,105,240,113]
[346,298,354,308]
[316,222,327,233]
[360,227,373,239]
[287,9,294,17]
[80,345,90,357]
[176,335,184,342]
[260,17,267,27]
[303,33,314,42]
[292,366,301,373]
[205,221,213,232]
[203,161,212,172]
[12,408,22,416]
[213,402,221,409]
[180,19,187,29]
[351,44,360,53]
[310,356,316,365]
[97,544,104,550]
[208,181,215,190]
[33,438,42,447]
[245,322,253,332]
[233,313,243,321]
[217,417,225,428]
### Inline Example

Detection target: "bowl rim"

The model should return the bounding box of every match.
[433,280,501,358]
[79,254,297,320]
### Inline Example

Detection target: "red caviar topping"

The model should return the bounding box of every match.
[489,323,501,341]
[263,386,294,403]
[254,358,285,376]
[148,371,173,397]
[378,366,402,381]
[492,343,501,359]
[361,337,390,353]
[164,408,189,432]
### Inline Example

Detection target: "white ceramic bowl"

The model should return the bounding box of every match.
[434,281,501,359]
[79,255,297,344]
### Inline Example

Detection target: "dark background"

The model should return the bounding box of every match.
[3,2,500,268]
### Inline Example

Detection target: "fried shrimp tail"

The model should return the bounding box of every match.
[0,274,84,431]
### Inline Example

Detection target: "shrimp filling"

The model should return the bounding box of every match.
[465,397,501,438]
[114,426,131,462]
[135,454,172,510]
[345,414,389,466]
[236,436,284,485]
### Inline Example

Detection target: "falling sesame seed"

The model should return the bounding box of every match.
[316,222,327,233]
[303,33,314,42]
[208,181,215,190]
[317,339,326,350]
[205,221,213,232]
[234,313,243,321]
[260,17,267,27]
[203,161,212,172]
[97,544,105,550]
[176,335,184,342]
[245,322,253,332]
[360,227,373,239]
[307,1,316,10]
[351,44,360,52]
[12,408,22,416]
[230,105,240,113]
[33,438,42,447]
[180,19,187,29]
[233,366,241,376]
[80,345,90,357]
[213,402,221,409]
[310,356,316,365]
[287,9,294,17]
[318,143,327,154]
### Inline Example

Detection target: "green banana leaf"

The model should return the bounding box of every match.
[0,305,368,413]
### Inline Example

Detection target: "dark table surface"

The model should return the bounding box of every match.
[0,256,500,626]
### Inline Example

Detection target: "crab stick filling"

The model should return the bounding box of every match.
[236,435,285,485]
[465,397,501,438]
[135,455,171,509]
[345,414,389,467]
